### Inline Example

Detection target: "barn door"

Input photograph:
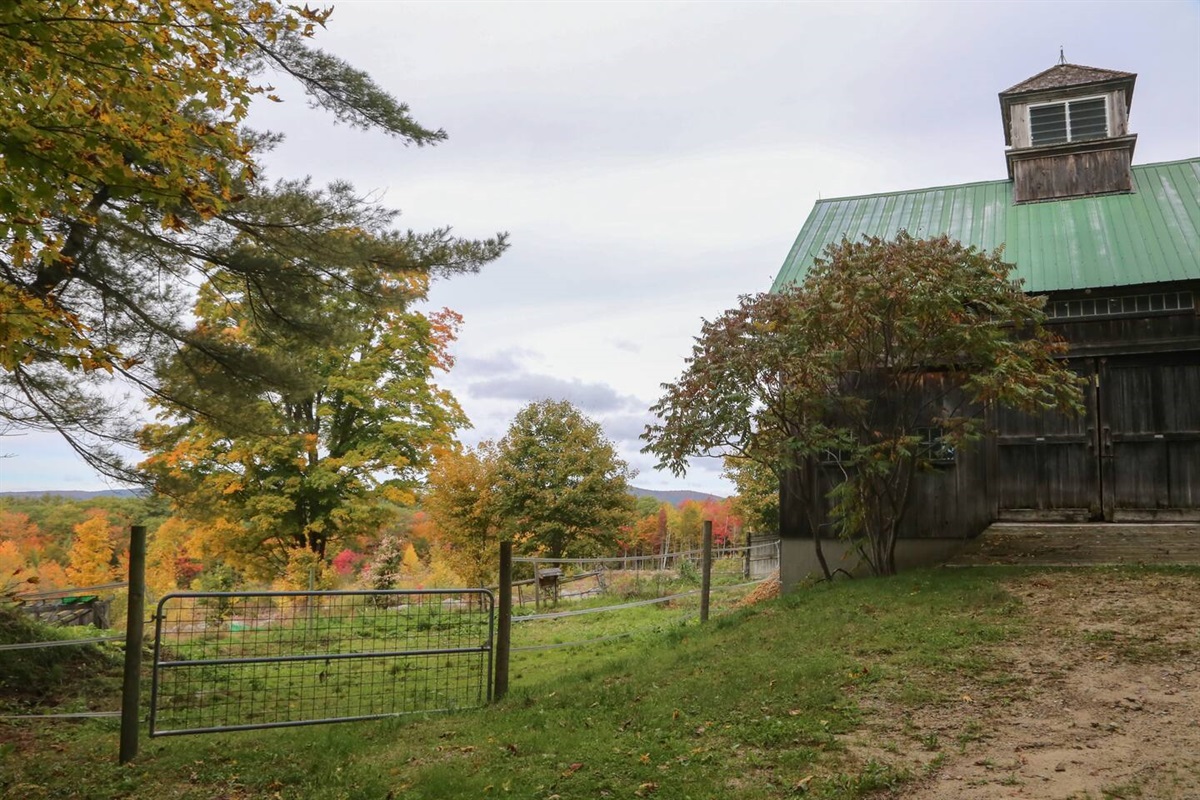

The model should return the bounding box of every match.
[1098,354,1200,519]
[994,358,1102,520]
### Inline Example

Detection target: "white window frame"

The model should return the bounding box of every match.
[1028,94,1110,146]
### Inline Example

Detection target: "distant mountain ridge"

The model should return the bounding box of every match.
[0,489,142,500]
[629,486,725,506]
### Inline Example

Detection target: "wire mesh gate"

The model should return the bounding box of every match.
[149,589,494,737]
[747,535,781,578]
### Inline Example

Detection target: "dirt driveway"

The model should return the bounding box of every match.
[886,570,1200,799]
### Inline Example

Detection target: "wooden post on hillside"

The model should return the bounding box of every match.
[532,557,540,611]
[743,525,752,579]
[700,521,713,623]
[119,525,146,764]
[494,540,512,701]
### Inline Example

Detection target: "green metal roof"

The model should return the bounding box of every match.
[772,157,1200,294]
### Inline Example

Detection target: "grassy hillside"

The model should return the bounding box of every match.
[3,566,1198,799]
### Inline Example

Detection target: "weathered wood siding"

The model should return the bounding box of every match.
[995,283,1200,520]
[993,359,1101,520]
[1041,284,1200,356]
[780,281,1200,540]
[1012,145,1134,202]
[1100,354,1200,517]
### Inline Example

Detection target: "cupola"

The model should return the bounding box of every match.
[999,62,1137,203]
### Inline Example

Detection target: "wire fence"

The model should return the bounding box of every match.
[0,634,125,652]
[150,589,495,736]
[1,580,134,722]
[3,532,779,749]
[510,539,780,609]
[508,577,769,653]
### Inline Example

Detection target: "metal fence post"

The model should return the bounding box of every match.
[119,525,146,764]
[700,521,713,623]
[494,541,512,701]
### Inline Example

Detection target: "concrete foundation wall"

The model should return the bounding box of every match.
[780,537,971,591]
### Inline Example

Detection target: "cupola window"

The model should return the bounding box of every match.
[1029,96,1108,146]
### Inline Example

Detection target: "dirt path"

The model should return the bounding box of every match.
[896,571,1200,800]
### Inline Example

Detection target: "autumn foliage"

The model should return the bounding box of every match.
[645,234,1083,575]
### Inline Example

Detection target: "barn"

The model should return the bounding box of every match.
[771,63,1200,584]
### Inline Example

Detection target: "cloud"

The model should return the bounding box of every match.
[453,348,538,377]
[611,338,640,353]
[600,411,655,445]
[468,373,643,414]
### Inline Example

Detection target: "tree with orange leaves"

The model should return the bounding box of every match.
[65,510,118,587]
[139,224,501,576]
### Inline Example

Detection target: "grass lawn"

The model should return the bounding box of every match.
[3,566,1194,799]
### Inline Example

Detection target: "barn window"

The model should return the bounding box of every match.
[819,430,956,466]
[1029,96,1109,146]
[820,446,854,466]
[1046,291,1194,320]
[917,428,956,465]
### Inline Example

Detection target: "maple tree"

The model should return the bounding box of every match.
[644,234,1083,576]
[330,548,363,578]
[1,1,483,480]
[493,400,635,560]
[65,509,118,587]
[671,499,705,553]
[144,516,198,595]
[421,402,636,573]
[33,560,69,591]
[137,196,498,572]
[0,511,46,562]
[622,507,663,556]
[422,443,502,588]
[0,541,26,592]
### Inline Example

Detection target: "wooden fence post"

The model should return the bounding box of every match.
[700,521,713,623]
[532,557,540,611]
[494,540,512,701]
[119,525,146,764]
[744,527,752,579]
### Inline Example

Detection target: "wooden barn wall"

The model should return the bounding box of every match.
[1048,317,1200,358]
[1012,146,1133,203]
[1101,354,1200,515]
[780,440,992,542]
[990,359,1102,520]
[779,386,994,542]
[779,281,1200,539]
[994,282,1200,520]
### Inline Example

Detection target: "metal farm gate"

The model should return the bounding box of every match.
[747,534,781,578]
[150,589,494,736]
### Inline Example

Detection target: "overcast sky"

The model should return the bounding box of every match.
[3,0,1198,496]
